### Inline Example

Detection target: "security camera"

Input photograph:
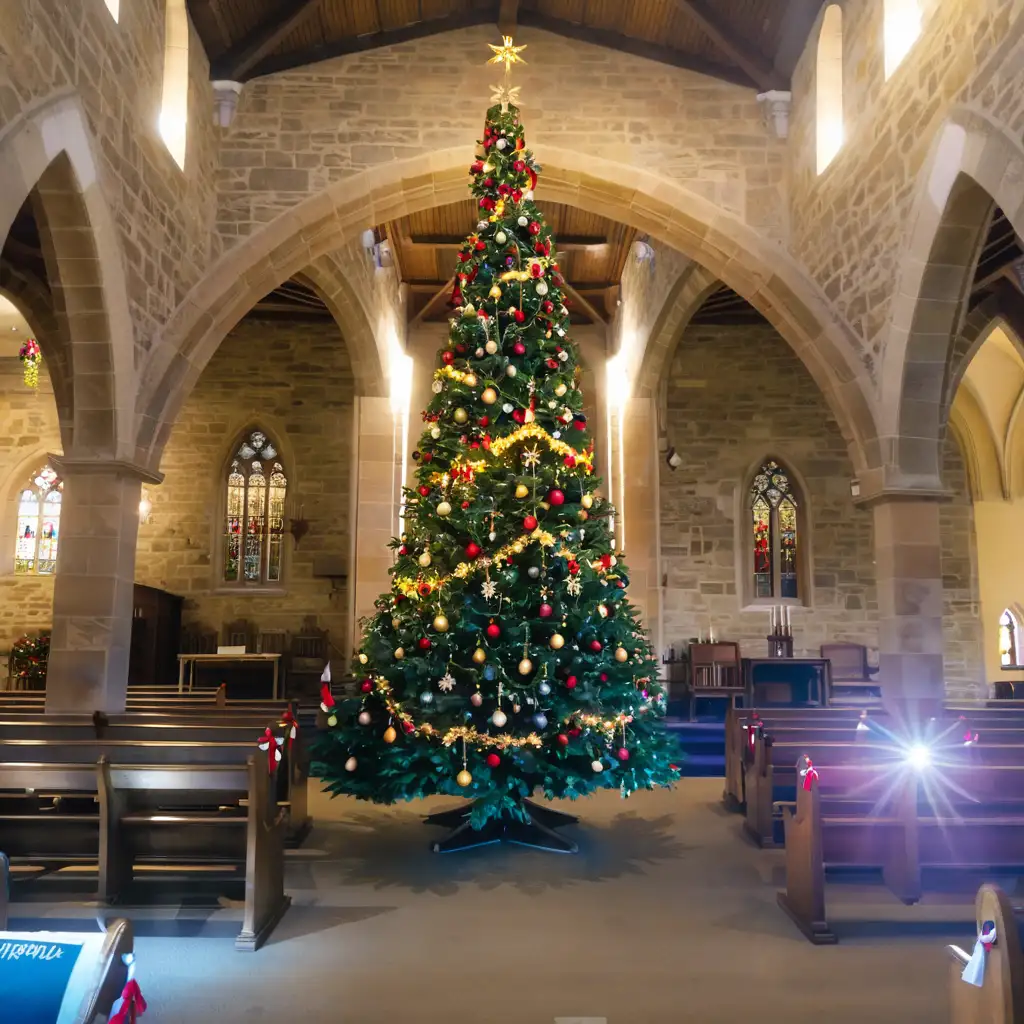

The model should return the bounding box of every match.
[665,447,682,471]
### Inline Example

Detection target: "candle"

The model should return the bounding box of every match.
[709,623,715,643]
[770,606,776,632]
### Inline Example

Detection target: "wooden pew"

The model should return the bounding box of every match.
[777,756,1024,942]
[0,733,310,846]
[948,884,1024,1023]
[97,756,290,951]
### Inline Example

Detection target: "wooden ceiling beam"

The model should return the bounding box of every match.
[774,0,827,81]
[211,0,327,81]
[516,10,755,89]
[245,1,500,80]
[498,0,520,36]
[669,0,784,91]
[413,277,457,324]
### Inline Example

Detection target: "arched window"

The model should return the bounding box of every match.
[103,0,120,21]
[816,5,844,174]
[750,459,800,601]
[1000,609,1020,667]
[223,430,288,585]
[15,465,63,575]
[159,0,189,169]
[884,0,921,79]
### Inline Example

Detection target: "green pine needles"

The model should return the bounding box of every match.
[314,103,681,829]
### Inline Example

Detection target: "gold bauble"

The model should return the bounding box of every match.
[457,769,473,787]
[358,652,368,664]
[515,483,529,499]
[392,617,400,629]
[549,633,565,650]
[418,551,432,567]
[581,494,594,510]
[555,383,567,397]
[472,647,487,664]
[489,284,502,299]
[518,657,534,675]
[345,756,357,771]
[327,713,338,727]
[464,373,478,387]
[578,509,589,521]
[433,614,450,633]
[394,647,405,660]
[615,647,629,662]
[485,340,499,355]
[482,387,498,405]
[598,604,609,618]
[492,709,508,727]
[453,407,468,425]
[437,501,452,517]
[512,542,524,554]
[462,303,476,318]
[383,726,397,744]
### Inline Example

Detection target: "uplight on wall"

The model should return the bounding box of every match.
[159,0,190,169]
[104,0,120,21]
[606,353,630,553]
[883,0,921,80]
[816,5,844,174]
[138,491,152,524]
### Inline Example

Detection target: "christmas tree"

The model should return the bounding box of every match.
[314,38,680,852]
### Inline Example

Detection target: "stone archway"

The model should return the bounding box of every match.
[0,92,135,461]
[138,146,877,471]
[880,108,1024,493]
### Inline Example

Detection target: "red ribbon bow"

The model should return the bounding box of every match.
[800,758,819,791]
[320,681,335,713]
[109,979,147,1023]
[257,727,282,774]
[280,707,298,750]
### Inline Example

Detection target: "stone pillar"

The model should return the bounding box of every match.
[46,459,156,714]
[614,395,663,657]
[872,497,946,720]
[347,397,403,654]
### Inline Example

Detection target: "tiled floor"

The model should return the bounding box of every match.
[11,778,982,1023]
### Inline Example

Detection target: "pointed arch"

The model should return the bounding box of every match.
[0,92,135,460]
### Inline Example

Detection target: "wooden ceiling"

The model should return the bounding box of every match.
[187,0,824,88]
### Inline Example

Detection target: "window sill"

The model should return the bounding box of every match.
[1000,665,1024,672]
[212,586,288,597]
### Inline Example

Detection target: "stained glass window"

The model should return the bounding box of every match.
[15,465,62,575]
[1000,609,1019,668]
[749,460,800,601]
[223,430,287,585]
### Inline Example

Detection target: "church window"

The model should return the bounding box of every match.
[1000,609,1020,668]
[15,465,63,575]
[883,0,922,79]
[750,459,800,600]
[103,0,120,21]
[159,0,189,169]
[816,5,844,173]
[223,430,287,585]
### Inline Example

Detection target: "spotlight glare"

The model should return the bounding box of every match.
[907,743,931,769]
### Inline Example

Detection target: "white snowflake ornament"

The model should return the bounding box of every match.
[438,673,456,693]
[482,579,498,600]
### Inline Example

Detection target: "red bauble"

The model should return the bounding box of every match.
[564,455,576,468]
[471,160,484,173]
[617,747,630,762]
[398,545,408,555]
[565,675,578,689]
[513,341,526,355]
[568,726,582,738]
[600,673,608,682]
[402,720,416,734]
[422,452,433,462]
[546,358,559,370]
[484,177,494,186]
[543,301,554,313]
[514,309,526,323]
[486,623,501,639]
[512,409,526,425]
[573,420,586,431]
[465,542,482,559]
[486,752,501,768]
[418,637,432,650]
[479,416,489,427]
[523,515,538,531]
[455,343,467,354]
[418,582,432,597]
[528,222,541,235]
[538,603,553,618]
[548,489,565,506]
[557,734,569,747]
[462,500,471,508]
[458,252,470,263]
[418,485,430,497]
[475,240,486,251]
[442,351,455,365]
[530,262,543,278]
[360,679,372,693]
[590,640,602,652]
[514,159,526,172]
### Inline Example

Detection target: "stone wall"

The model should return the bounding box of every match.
[134,318,356,647]
[0,0,222,355]
[660,322,878,658]
[786,0,1023,368]
[216,25,786,244]
[940,433,985,697]
[0,357,61,650]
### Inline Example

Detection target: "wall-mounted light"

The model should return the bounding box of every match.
[666,447,682,471]
[138,492,152,524]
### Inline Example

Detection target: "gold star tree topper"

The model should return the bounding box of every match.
[487,35,526,111]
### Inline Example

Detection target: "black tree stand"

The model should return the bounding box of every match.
[425,799,579,853]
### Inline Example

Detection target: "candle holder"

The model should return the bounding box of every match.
[766,633,794,659]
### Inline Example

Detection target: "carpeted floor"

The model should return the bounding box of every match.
[11,778,986,1023]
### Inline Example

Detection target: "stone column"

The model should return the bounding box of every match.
[46,459,157,714]
[347,397,403,654]
[872,497,946,720]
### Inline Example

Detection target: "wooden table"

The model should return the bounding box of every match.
[742,657,832,707]
[177,653,281,699]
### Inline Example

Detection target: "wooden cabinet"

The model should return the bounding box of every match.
[129,584,183,686]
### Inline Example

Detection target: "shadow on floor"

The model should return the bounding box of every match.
[295,805,690,897]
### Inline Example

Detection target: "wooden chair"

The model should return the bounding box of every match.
[289,626,327,700]
[685,641,742,721]
[180,626,217,655]
[223,619,257,652]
